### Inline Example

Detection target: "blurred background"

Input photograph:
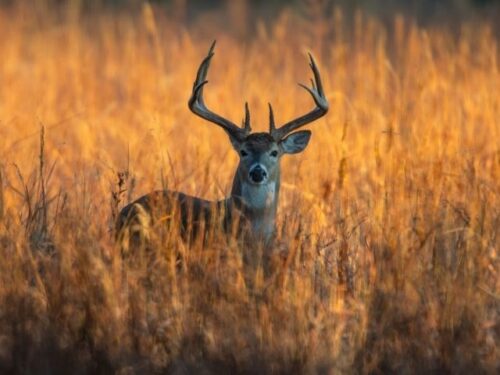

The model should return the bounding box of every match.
[1,0,499,34]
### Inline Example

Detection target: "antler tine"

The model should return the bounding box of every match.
[243,102,251,132]
[270,53,329,141]
[268,103,276,133]
[188,41,250,141]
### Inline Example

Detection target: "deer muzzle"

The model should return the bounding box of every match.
[249,164,268,184]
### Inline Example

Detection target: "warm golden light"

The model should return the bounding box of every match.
[0,1,498,373]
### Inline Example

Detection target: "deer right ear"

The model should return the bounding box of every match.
[280,130,312,154]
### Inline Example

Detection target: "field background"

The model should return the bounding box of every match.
[0,0,499,373]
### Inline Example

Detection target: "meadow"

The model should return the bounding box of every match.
[0,2,498,373]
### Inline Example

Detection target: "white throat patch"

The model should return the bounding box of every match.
[241,181,276,211]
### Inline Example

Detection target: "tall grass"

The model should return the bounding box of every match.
[0,2,498,373]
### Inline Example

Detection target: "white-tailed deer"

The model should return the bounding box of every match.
[116,42,328,254]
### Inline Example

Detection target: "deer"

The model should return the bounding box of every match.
[115,42,328,259]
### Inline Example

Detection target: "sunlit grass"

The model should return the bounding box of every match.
[0,2,498,373]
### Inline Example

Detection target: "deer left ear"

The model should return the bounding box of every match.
[280,130,312,154]
[226,131,242,151]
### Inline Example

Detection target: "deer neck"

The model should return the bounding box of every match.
[227,168,280,240]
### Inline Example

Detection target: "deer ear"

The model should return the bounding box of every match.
[226,131,242,151]
[280,130,311,154]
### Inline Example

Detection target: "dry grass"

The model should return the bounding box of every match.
[0,2,499,374]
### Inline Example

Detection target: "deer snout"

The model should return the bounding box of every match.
[249,164,268,184]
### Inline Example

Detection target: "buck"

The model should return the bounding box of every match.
[116,42,328,254]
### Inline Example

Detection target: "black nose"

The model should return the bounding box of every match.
[249,166,267,183]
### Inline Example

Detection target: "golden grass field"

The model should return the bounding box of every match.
[0,2,498,374]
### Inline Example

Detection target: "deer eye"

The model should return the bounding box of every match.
[240,150,248,157]
[270,150,278,157]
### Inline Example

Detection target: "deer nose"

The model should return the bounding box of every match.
[249,165,267,183]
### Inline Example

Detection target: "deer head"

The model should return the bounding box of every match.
[188,41,328,212]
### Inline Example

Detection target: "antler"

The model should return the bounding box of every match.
[188,41,251,141]
[269,53,329,141]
